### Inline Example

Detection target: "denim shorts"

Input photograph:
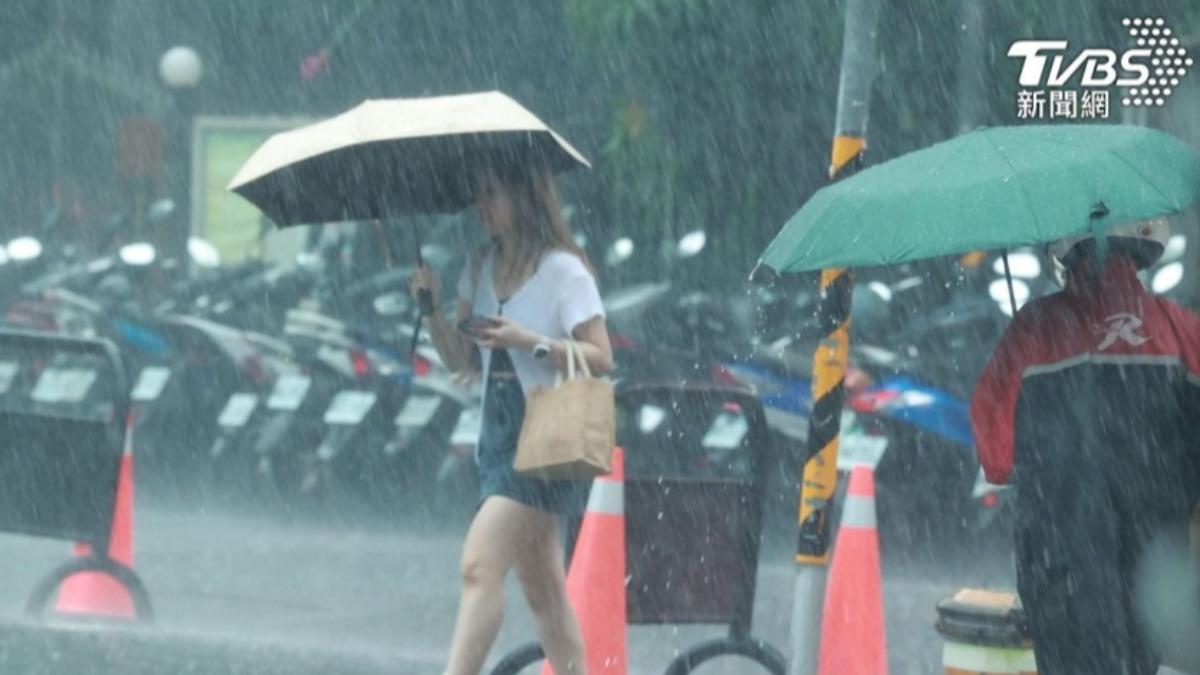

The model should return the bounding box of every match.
[477,375,586,516]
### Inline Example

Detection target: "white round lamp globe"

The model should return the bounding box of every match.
[159,46,204,89]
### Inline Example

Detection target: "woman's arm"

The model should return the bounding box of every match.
[550,261,611,375]
[554,316,612,375]
[427,300,481,374]
[410,266,480,374]
[477,314,613,376]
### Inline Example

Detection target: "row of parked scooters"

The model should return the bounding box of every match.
[0,205,1034,541]
[0,205,486,522]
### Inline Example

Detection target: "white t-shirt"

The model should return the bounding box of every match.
[457,246,606,396]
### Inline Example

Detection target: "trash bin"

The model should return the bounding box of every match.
[0,332,127,545]
[935,588,1036,675]
[0,329,152,621]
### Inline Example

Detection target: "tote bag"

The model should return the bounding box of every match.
[514,340,614,479]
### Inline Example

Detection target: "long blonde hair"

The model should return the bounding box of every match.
[484,165,594,279]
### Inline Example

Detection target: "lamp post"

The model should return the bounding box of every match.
[158,46,203,266]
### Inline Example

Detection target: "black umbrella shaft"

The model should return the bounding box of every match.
[412,228,435,315]
[410,225,434,359]
[1002,251,1019,316]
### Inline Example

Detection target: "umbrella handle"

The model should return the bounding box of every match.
[412,286,433,357]
[413,230,435,316]
[410,227,434,357]
[409,321,422,359]
[418,289,435,316]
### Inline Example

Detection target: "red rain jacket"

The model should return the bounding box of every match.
[971,256,1200,484]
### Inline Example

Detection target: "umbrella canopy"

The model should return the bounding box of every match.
[759,124,1200,274]
[228,91,590,226]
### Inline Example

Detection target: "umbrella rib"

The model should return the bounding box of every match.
[1106,147,1176,208]
[922,141,968,185]
[982,131,1043,247]
[1030,129,1177,210]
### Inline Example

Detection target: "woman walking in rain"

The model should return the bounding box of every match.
[411,163,612,675]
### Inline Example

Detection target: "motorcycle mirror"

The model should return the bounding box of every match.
[373,292,411,317]
[676,230,707,258]
[991,249,1041,279]
[605,238,635,267]
[87,257,116,274]
[119,242,157,266]
[7,236,43,262]
[866,281,893,302]
[1151,261,1184,294]
[419,244,452,269]
[989,278,1029,316]
[188,237,221,267]
[296,252,324,270]
[856,344,899,366]
[638,404,667,433]
[147,199,177,222]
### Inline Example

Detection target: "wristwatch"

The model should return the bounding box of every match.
[531,340,552,360]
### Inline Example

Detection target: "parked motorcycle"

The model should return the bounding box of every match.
[602,272,1011,546]
[1,243,294,504]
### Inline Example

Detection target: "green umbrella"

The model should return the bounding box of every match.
[759,124,1200,274]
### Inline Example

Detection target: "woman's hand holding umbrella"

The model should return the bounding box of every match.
[409,265,477,374]
[408,264,442,309]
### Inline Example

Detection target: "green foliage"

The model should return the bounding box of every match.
[566,0,842,286]
[566,0,1200,288]
[3,0,1197,257]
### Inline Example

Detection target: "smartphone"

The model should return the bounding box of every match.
[457,315,498,337]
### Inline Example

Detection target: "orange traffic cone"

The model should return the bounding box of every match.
[55,414,138,619]
[542,447,627,675]
[818,464,887,675]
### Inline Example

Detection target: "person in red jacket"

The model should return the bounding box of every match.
[972,217,1200,674]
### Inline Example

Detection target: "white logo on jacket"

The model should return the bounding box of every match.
[1096,313,1150,350]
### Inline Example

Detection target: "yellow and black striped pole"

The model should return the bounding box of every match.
[796,136,866,566]
[787,0,879,672]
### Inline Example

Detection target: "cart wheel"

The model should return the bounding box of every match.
[662,636,786,675]
[488,641,544,675]
[24,553,154,622]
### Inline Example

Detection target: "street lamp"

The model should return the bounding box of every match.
[159,46,204,89]
[158,46,203,268]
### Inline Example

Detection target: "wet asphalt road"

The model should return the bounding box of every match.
[0,492,1027,675]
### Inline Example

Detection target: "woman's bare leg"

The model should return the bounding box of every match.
[515,512,587,674]
[444,496,541,675]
